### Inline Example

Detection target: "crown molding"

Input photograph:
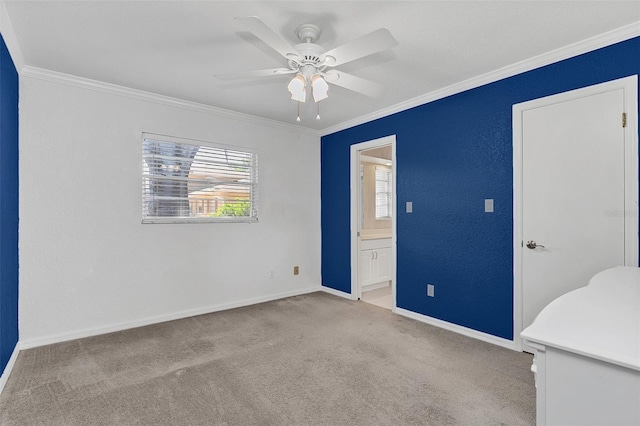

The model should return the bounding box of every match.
[321,21,640,136]
[21,66,321,138]
[0,1,25,72]
[13,19,640,139]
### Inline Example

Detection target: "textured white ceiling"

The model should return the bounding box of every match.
[4,1,639,131]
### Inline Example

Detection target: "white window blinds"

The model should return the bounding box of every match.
[375,167,392,219]
[142,134,258,223]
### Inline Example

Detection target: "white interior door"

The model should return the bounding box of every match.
[516,78,638,338]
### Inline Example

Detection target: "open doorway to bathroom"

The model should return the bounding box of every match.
[350,136,396,310]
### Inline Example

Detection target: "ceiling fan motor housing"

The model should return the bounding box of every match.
[286,23,328,72]
[294,42,324,63]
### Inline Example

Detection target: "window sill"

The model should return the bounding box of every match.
[142,217,258,224]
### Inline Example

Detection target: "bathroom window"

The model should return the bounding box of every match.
[375,167,392,219]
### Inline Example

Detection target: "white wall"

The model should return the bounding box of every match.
[19,76,321,345]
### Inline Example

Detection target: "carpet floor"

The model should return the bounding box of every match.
[1,292,535,425]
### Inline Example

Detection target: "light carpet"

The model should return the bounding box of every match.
[1,292,535,425]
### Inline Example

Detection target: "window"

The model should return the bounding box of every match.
[142,134,258,223]
[375,167,392,219]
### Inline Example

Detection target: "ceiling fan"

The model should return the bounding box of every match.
[216,16,398,120]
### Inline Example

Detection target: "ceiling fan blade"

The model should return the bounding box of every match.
[322,28,398,67]
[322,70,385,98]
[235,16,299,61]
[215,68,295,81]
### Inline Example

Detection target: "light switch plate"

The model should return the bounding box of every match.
[485,199,494,213]
[427,284,435,297]
[406,201,413,213]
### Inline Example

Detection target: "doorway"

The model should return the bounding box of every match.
[350,135,397,310]
[513,76,638,350]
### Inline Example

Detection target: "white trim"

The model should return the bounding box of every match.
[623,77,639,266]
[0,1,25,72]
[320,286,352,299]
[350,135,397,306]
[513,100,525,352]
[350,144,360,301]
[512,75,639,351]
[0,342,20,395]
[360,155,391,166]
[395,308,516,351]
[142,217,258,224]
[21,66,321,138]
[322,22,640,136]
[13,22,638,138]
[19,286,320,350]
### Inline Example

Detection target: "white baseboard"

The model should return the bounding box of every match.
[19,286,321,350]
[320,287,516,350]
[395,307,517,351]
[0,342,21,395]
[321,286,353,300]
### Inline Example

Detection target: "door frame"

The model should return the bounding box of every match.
[512,75,639,351]
[350,135,397,308]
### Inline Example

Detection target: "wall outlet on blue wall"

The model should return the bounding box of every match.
[427,284,435,297]
[485,199,494,213]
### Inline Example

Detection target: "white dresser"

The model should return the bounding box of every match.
[521,266,640,426]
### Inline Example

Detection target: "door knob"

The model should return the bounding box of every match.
[526,241,545,249]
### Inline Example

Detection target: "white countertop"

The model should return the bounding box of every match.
[521,266,640,371]
[360,230,392,240]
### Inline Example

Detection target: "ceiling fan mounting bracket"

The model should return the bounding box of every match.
[295,23,321,43]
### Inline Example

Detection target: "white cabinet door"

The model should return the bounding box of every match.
[358,249,374,286]
[359,238,392,289]
[374,247,392,283]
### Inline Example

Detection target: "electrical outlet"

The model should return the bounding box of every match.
[269,270,275,279]
[427,284,435,297]
[485,198,494,213]
[293,266,299,275]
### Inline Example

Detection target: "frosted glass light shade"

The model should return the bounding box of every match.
[287,74,306,103]
[311,75,329,102]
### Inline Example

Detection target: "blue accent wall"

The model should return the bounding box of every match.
[321,37,640,340]
[0,34,19,376]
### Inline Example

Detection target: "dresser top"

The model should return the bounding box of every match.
[521,266,640,370]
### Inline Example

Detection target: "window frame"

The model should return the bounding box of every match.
[141,133,258,224]
[374,165,392,220]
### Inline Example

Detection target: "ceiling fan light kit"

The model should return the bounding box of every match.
[311,74,329,102]
[287,71,329,103]
[218,16,398,122]
[287,73,307,102]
